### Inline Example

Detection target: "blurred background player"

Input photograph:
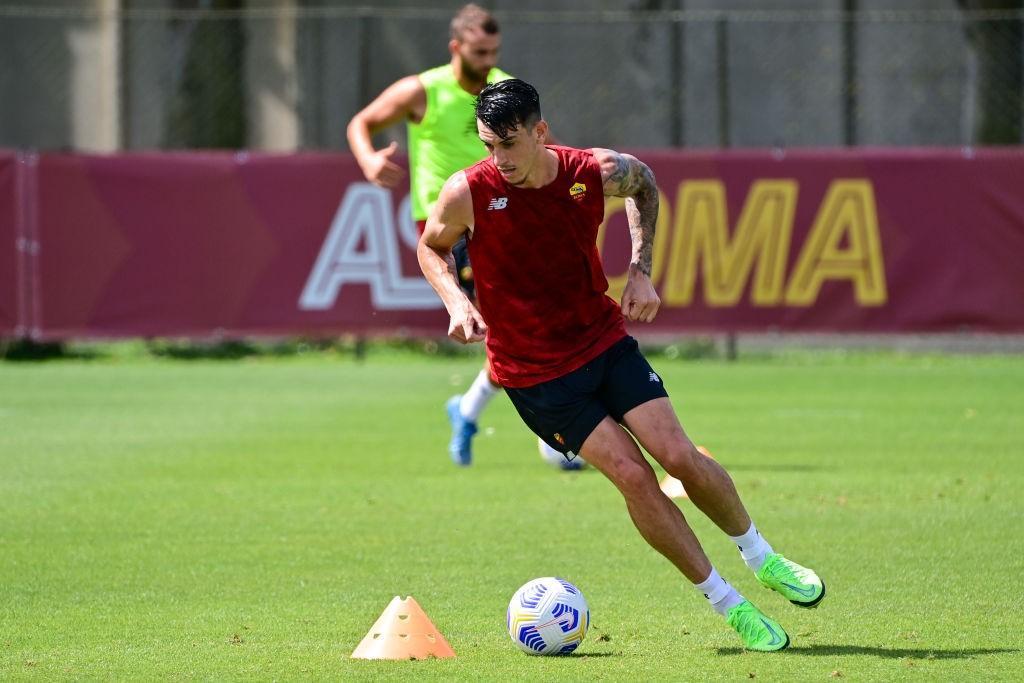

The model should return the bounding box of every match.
[347,3,571,468]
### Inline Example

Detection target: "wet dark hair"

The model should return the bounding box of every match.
[474,79,541,139]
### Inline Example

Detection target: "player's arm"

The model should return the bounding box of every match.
[346,75,426,188]
[417,172,487,344]
[593,147,661,323]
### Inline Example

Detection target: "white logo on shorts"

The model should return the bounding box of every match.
[649,371,661,383]
[487,197,508,210]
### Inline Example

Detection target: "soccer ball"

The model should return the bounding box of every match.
[507,577,590,655]
[538,437,587,470]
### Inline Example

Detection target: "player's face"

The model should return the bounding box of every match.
[454,30,501,83]
[478,120,544,186]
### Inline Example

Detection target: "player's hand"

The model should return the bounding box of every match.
[621,266,661,323]
[361,141,405,188]
[448,302,488,344]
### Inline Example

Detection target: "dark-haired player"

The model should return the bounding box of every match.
[417,78,826,651]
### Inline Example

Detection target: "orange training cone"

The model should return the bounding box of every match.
[659,473,688,499]
[660,446,716,500]
[350,596,456,660]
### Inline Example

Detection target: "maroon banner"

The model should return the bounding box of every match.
[605,148,1024,332]
[33,152,445,338]
[0,151,17,337]
[2,148,1023,339]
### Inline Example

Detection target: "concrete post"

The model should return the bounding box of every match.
[67,0,121,151]
[245,0,299,150]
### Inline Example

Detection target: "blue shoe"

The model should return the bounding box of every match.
[446,395,478,466]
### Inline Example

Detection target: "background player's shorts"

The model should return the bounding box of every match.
[417,219,474,299]
[504,336,669,459]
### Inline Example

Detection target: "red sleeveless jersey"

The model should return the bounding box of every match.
[464,146,626,388]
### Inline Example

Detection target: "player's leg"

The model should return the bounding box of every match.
[579,417,711,582]
[506,369,712,582]
[577,416,788,651]
[419,219,496,466]
[622,398,750,535]
[507,344,789,651]
[619,391,824,608]
[445,237,500,465]
[447,356,500,466]
[459,356,502,424]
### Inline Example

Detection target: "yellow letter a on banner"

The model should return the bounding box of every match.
[785,179,887,306]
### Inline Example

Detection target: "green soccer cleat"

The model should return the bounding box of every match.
[756,552,826,608]
[726,600,790,651]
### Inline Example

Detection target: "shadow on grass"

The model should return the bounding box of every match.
[717,645,1018,659]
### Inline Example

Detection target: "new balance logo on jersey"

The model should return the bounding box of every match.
[487,197,508,210]
[649,371,661,383]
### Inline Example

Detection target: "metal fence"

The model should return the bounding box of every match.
[0,2,1022,152]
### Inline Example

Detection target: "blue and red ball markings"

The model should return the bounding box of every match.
[550,602,580,632]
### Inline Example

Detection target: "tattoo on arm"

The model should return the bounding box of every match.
[607,153,658,277]
[606,153,632,190]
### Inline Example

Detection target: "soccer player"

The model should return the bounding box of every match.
[417,79,825,651]
[347,3,568,467]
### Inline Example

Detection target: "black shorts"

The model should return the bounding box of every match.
[505,336,669,459]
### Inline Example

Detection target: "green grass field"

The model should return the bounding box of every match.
[2,348,1022,680]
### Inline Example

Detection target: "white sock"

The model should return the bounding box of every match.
[694,567,744,617]
[459,370,500,422]
[729,522,774,573]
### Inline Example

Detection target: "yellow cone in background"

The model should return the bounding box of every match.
[660,446,716,500]
[350,596,456,660]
